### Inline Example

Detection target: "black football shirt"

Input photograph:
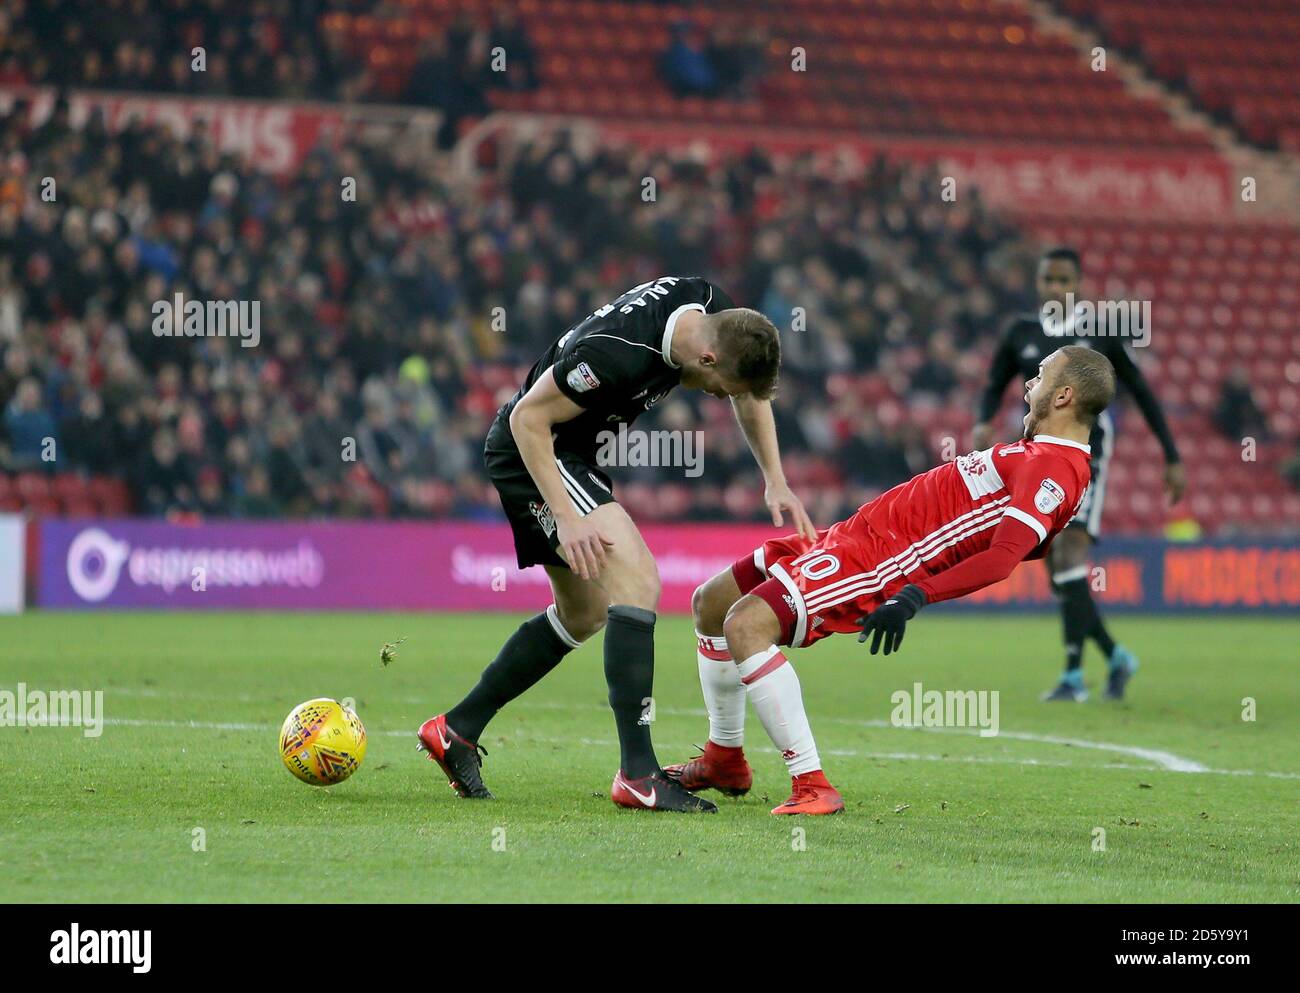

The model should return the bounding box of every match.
[494,275,736,461]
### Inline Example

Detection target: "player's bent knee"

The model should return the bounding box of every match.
[692,570,735,633]
[722,595,781,659]
[691,583,707,624]
[552,602,605,644]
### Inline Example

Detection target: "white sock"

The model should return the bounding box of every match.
[696,632,744,747]
[736,646,821,776]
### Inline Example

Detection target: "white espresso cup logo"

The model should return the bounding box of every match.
[66,528,131,602]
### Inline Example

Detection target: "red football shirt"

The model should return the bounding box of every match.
[739,434,1094,648]
[858,435,1092,604]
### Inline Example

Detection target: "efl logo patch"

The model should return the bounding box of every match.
[1035,478,1066,514]
[565,362,601,394]
[528,500,556,538]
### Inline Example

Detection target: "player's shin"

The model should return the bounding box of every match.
[445,606,579,742]
[697,632,744,747]
[605,604,661,778]
[736,646,821,775]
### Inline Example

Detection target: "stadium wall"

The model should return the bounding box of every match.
[28,519,1300,614]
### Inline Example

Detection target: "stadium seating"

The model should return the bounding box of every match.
[1063,0,1300,150]
[325,0,1212,149]
[0,474,134,518]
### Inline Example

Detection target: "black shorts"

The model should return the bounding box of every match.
[484,416,617,570]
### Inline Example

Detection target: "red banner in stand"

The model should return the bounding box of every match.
[591,119,1238,217]
[0,86,345,174]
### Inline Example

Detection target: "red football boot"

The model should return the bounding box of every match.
[770,770,844,815]
[416,714,492,798]
[663,741,753,797]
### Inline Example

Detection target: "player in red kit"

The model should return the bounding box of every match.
[667,345,1117,814]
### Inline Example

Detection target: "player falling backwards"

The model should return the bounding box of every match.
[973,247,1183,702]
[666,345,1116,814]
[418,275,815,813]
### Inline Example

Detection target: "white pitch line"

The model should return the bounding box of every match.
[103,693,1211,774]
[97,717,1300,780]
[821,719,1209,773]
[450,700,1214,773]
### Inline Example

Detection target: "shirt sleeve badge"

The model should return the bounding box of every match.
[565,362,601,393]
[1035,477,1066,514]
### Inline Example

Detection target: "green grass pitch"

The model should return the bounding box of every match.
[2,611,1297,903]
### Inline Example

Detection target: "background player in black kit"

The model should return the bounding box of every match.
[418,275,815,812]
[973,247,1185,702]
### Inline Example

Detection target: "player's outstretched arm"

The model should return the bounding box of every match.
[509,370,614,580]
[856,520,1040,655]
[973,329,1018,449]
[731,394,816,540]
[857,585,927,656]
[1107,343,1184,503]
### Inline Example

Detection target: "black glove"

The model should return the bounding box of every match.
[857,584,927,656]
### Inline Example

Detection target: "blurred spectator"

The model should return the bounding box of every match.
[910,331,961,400]
[488,8,539,92]
[232,465,280,518]
[2,377,57,469]
[1214,366,1270,441]
[130,427,194,515]
[1284,445,1300,491]
[405,30,491,148]
[707,23,767,98]
[61,392,116,474]
[661,21,718,97]
[3,0,362,101]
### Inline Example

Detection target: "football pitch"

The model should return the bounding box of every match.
[3,611,1297,903]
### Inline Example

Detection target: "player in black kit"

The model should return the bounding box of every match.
[973,247,1185,702]
[418,276,815,812]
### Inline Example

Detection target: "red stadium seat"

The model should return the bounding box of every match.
[15,473,51,502]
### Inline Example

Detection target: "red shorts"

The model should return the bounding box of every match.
[731,516,909,649]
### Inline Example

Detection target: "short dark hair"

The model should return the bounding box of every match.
[1056,345,1115,423]
[1041,245,1082,274]
[713,308,781,400]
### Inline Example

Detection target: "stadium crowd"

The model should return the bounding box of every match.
[0,88,1039,524]
[2,0,364,99]
[1,0,536,146]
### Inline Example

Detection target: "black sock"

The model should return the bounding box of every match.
[1091,612,1116,659]
[1059,577,1107,672]
[446,611,574,742]
[604,604,659,779]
